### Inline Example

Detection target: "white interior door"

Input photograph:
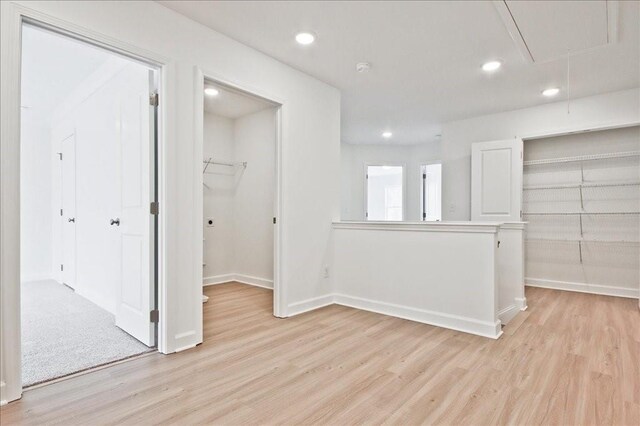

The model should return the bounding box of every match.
[60,134,77,289]
[114,68,155,346]
[471,138,523,222]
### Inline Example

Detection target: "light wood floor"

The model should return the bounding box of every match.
[2,282,638,425]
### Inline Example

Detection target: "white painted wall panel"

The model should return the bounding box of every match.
[332,222,502,338]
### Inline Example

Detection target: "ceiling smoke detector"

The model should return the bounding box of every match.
[356,62,371,73]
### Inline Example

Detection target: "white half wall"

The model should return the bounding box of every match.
[331,221,503,338]
[1,0,340,403]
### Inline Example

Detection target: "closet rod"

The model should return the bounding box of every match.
[523,150,640,166]
[202,158,247,173]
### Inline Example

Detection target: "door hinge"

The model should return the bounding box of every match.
[60,209,63,216]
[497,240,501,248]
[273,217,277,224]
[150,201,159,215]
[149,93,159,107]
[60,264,64,271]
[57,152,62,160]
[150,309,159,323]
[423,173,426,179]
[422,212,426,220]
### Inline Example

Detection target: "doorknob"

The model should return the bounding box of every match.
[110,218,120,226]
[68,218,75,223]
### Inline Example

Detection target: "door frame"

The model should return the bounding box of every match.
[0,4,168,403]
[196,68,285,318]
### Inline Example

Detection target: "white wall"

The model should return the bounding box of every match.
[203,113,236,278]
[19,113,52,282]
[2,0,340,402]
[203,108,276,286]
[341,142,441,221]
[233,108,276,283]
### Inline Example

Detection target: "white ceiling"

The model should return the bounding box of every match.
[204,82,274,119]
[21,24,119,122]
[161,1,639,145]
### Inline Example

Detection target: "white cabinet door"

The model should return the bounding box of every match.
[471,138,523,222]
[114,68,155,346]
[61,134,77,289]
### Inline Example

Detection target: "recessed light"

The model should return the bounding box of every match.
[204,87,219,97]
[482,60,502,72]
[382,131,393,138]
[542,87,560,97]
[295,32,315,45]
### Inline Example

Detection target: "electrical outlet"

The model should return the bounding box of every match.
[206,217,215,227]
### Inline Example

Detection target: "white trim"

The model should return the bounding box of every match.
[515,297,528,311]
[526,278,639,299]
[203,274,273,290]
[0,381,6,406]
[333,221,501,234]
[287,294,334,316]
[333,294,503,339]
[203,274,236,286]
[498,304,520,324]
[499,222,527,230]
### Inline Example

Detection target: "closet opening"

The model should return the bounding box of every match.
[200,78,281,329]
[20,22,160,388]
[522,125,640,299]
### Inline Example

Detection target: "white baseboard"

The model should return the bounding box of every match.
[0,380,6,406]
[526,278,639,299]
[287,294,334,316]
[203,273,273,290]
[515,297,528,311]
[498,304,520,325]
[333,294,503,339]
[203,274,236,286]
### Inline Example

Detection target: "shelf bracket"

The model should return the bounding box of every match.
[578,240,583,264]
[579,213,583,237]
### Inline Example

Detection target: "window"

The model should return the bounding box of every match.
[366,165,404,221]
[421,163,442,221]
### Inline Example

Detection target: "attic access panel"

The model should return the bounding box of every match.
[494,0,616,63]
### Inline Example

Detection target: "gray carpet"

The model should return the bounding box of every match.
[21,280,152,386]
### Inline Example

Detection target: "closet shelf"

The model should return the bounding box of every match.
[523,181,640,191]
[525,238,639,245]
[523,212,640,216]
[523,150,640,166]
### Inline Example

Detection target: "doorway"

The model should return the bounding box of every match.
[20,22,159,386]
[200,78,281,322]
